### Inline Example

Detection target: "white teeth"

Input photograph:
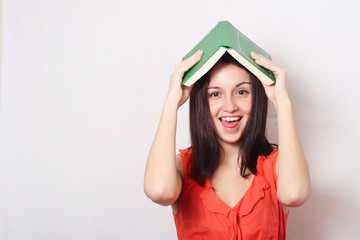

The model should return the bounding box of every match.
[221,117,241,122]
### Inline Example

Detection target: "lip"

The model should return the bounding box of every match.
[219,116,242,130]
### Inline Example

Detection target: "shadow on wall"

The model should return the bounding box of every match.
[286,184,358,239]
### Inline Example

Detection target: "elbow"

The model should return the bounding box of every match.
[144,183,179,206]
[278,185,311,207]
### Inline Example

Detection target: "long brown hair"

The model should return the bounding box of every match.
[189,53,274,186]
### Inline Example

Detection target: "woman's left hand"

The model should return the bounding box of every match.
[251,52,290,109]
[251,52,311,207]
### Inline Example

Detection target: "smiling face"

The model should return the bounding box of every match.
[207,63,252,147]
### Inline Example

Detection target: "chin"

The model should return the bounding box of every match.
[217,134,242,146]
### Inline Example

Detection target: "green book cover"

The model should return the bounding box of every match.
[181,21,276,86]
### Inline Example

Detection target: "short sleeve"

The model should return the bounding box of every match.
[257,149,278,188]
[178,148,193,177]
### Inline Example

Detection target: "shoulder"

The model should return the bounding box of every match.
[179,147,192,159]
[177,148,193,179]
[258,148,278,166]
[257,148,278,183]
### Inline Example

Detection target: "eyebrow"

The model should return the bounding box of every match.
[207,82,251,90]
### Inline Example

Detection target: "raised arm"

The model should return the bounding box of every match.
[251,52,311,207]
[144,50,203,206]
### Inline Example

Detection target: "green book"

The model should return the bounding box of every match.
[181,21,276,86]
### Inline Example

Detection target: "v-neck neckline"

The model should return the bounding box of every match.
[200,171,269,217]
[205,174,257,210]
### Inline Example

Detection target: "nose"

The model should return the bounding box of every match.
[222,95,238,112]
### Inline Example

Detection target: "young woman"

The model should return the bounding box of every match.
[144,50,311,239]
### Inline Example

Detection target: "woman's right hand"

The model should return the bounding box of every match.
[144,50,203,206]
[167,50,203,108]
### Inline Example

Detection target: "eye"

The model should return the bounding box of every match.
[209,92,220,98]
[237,90,248,95]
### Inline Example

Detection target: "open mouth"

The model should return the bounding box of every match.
[219,116,242,129]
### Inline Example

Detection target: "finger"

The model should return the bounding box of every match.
[178,84,193,106]
[181,50,203,71]
[254,58,278,71]
[251,51,276,66]
[251,52,281,72]
[176,50,203,74]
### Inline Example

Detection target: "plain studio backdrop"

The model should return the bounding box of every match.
[1,0,359,239]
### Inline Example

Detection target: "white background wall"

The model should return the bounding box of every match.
[1,0,359,239]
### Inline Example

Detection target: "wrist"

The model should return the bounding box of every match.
[274,95,292,113]
[164,96,181,110]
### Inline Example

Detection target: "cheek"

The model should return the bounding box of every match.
[235,98,252,114]
[244,102,252,115]
[208,101,222,117]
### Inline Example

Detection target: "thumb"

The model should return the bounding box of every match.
[178,85,192,107]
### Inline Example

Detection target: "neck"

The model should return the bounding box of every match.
[218,141,241,164]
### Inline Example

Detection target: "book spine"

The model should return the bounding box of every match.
[218,21,236,49]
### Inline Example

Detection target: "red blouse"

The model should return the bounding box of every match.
[173,148,288,240]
